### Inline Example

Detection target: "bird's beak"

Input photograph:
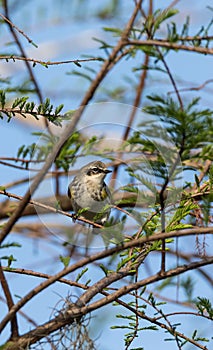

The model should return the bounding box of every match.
[104,169,112,174]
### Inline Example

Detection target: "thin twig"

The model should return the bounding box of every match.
[0,160,37,171]
[168,79,213,95]
[0,189,102,228]
[111,0,151,186]
[123,54,150,142]
[0,265,19,339]
[3,0,43,105]
[1,176,31,190]
[2,267,87,290]
[4,257,212,350]
[155,310,212,321]
[0,55,103,66]
[0,13,38,47]
[100,292,207,349]
[166,249,213,287]
[110,53,150,185]
[127,39,213,55]
[0,12,37,46]
[0,227,213,335]
[2,0,54,133]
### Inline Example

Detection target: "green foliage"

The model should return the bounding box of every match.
[190,330,210,344]
[111,313,158,349]
[208,165,213,186]
[125,126,183,218]
[81,136,99,154]
[201,196,213,226]
[99,263,109,276]
[166,199,198,231]
[116,253,138,272]
[16,131,82,171]
[0,342,14,350]
[55,132,82,171]
[196,297,213,319]
[156,277,173,292]
[0,242,21,249]
[112,294,169,349]
[0,90,6,109]
[75,267,88,282]
[76,207,90,216]
[139,212,161,237]
[144,8,179,37]
[0,241,21,267]
[194,174,200,190]
[59,255,70,267]
[93,37,114,53]
[101,223,125,247]
[166,14,213,47]
[68,69,94,83]
[17,143,37,165]
[143,95,213,162]
[103,27,123,36]
[0,91,64,125]
[148,292,166,307]
[0,254,16,267]
[126,166,157,195]
[180,276,195,301]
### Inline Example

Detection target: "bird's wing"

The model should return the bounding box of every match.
[67,186,71,199]
[105,183,112,204]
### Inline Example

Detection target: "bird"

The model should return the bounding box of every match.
[68,161,112,225]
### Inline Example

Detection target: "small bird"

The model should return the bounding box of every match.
[68,161,112,225]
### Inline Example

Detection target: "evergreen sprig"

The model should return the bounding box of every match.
[0,91,64,125]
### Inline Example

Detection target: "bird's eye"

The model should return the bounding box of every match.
[87,167,101,176]
[92,167,99,173]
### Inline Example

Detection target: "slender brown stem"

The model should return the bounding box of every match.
[0,265,19,339]
[111,11,151,185]
[0,55,102,66]
[3,1,43,104]
[123,53,150,142]
[127,39,213,55]
[0,12,36,45]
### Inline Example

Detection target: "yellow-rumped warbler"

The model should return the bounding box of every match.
[68,161,112,225]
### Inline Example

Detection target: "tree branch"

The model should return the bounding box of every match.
[3,257,212,350]
[3,0,43,104]
[0,55,103,66]
[0,227,213,335]
[127,39,213,55]
[0,266,19,339]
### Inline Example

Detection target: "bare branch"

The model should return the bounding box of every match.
[2,0,43,104]
[0,55,103,67]
[127,39,213,55]
[4,257,212,350]
[0,227,213,335]
[0,266,19,339]
[2,266,87,290]
[0,12,37,46]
